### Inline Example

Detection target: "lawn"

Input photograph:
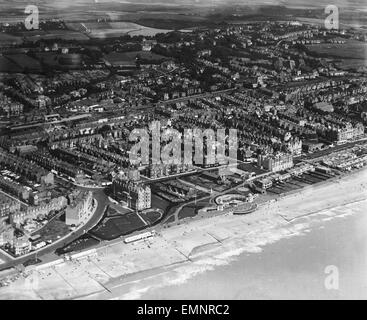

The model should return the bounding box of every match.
[178,205,199,220]
[151,193,172,212]
[34,218,70,242]
[56,235,100,255]
[90,212,146,240]
[105,204,131,217]
[139,210,162,225]
[182,174,227,192]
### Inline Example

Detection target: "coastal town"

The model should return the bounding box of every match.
[0,1,366,299]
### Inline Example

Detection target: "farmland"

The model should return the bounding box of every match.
[21,30,90,42]
[306,39,367,60]
[5,54,42,72]
[0,33,23,46]
[35,52,85,70]
[67,21,173,39]
[306,39,367,70]
[104,51,167,66]
[335,58,367,70]
[0,56,23,73]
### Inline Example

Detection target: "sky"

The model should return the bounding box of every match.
[3,0,365,7]
[1,0,365,12]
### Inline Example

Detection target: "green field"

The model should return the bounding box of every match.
[0,33,23,46]
[67,21,173,39]
[336,58,367,70]
[90,212,146,240]
[56,235,100,255]
[139,210,162,225]
[0,56,23,72]
[306,39,366,60]
[24,30,90,42]
[104,51,138,66]
[34,218,70,242]
[104,51,166,66]
[5,54,43,72]
[306,39,367,70]
[35,52,85,69]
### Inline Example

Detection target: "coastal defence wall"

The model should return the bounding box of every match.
[70,248,98,260]
[1,167,367,299]
[34,259,64,271]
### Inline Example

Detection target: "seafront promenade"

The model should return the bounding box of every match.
[0,188,107,272]
[0,167,366,299]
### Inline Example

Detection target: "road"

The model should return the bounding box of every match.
[298,138,367,163]
[2,139,365,271]
[158,88,235,105]
[0,188,108,271]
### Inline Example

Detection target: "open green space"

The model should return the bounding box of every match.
[90,212,146,241]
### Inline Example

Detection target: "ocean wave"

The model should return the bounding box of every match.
[112,200,367,299]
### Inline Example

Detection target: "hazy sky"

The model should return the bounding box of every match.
[2,0,365,9]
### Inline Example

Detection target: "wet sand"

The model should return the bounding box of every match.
[141,200,367,299]
[0,168,366,299]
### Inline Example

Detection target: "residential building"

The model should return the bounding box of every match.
[11,236,31,256]
[257,153,294,172]
[65,191,93,226]
[112,177,151,211]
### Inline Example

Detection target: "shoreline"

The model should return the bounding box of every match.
[85,198,367,300]
[0,167,366,299]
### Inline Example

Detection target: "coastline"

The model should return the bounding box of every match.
[0,167,366,299]
[140,199,367,299]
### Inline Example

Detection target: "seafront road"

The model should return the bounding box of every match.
[0,188,108,271]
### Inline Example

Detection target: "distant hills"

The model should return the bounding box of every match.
[3,0,367,9]
[0,0,365,27]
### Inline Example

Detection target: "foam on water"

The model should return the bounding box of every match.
[112,199,367,299]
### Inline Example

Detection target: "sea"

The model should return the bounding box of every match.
[135,199,367,300]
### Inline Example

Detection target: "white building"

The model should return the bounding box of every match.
[65,191,93,226]
[258,153,294,172]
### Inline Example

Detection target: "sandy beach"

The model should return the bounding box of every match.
[0,168,366,300]
[141,200,367,299]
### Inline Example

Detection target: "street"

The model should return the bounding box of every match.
[0,188,108,271]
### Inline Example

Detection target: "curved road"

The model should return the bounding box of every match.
[0,188,108,271]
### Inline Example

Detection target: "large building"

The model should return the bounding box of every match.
[147,164,194,179]
[112,173,151,211]
[257,153,294,172]
[325,122,364,142]
[11,236,31,256]
[65,191,93,226]
[0,194,21,218]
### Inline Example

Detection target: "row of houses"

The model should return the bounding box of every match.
[0,149,54,185]
[9,196,68,225]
